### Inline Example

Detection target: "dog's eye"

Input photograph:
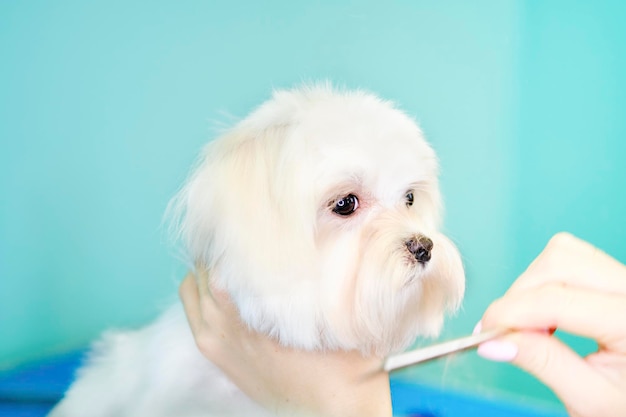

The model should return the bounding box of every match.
[405,191,414,207]
[333,194,359,216]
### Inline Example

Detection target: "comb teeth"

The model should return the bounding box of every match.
[384,328,509,372]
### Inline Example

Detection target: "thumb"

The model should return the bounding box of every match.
[478,331,609,417]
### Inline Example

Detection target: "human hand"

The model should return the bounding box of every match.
[477,233,626,417]
[178,269,392,417]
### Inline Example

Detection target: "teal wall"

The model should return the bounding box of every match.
[1,1,624,412]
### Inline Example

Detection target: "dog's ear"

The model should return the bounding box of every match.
[167,124,315,278]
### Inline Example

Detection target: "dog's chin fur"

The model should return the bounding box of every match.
[50,85,465,417]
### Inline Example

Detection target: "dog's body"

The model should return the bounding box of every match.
[50,86,465,417]
[51,306,263,417]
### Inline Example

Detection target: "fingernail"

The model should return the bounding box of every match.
[477,339,518,362]
[472,321,482,335]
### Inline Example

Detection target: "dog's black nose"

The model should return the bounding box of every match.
[406,235,433,263]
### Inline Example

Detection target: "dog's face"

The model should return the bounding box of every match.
[172,86,465,356]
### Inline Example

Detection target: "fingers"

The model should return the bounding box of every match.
[479,331,617,417]
[479,280,626,417]
[193,267,238,316]
[507,233,626,296]
[195,266,210,295]
[179,273,204,337]
[483,283,626,352]
[180,270,229,359]
[179,269,244,346]
[478,234,626,416]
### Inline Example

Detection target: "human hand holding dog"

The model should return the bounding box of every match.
[179,270,392,417]
[478,232,626,417]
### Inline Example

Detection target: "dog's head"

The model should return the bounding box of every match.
[171,85,465,356]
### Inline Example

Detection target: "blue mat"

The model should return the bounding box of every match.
[0,351,566,417]
[390,379,566,417]
[0,351,83,417]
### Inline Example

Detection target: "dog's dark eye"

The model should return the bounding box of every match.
[406,191,414,207]
[333,194,359,216]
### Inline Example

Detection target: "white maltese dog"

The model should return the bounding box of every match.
[50,85,465,417]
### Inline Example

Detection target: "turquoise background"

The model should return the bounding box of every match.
[1,1,625,413]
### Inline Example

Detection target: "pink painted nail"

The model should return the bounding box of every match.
[472,321,482,335]
[477,339,518,362]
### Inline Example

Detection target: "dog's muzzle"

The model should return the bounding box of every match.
[405,235,433,264]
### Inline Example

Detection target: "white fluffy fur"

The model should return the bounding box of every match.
[50,85,465,417]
